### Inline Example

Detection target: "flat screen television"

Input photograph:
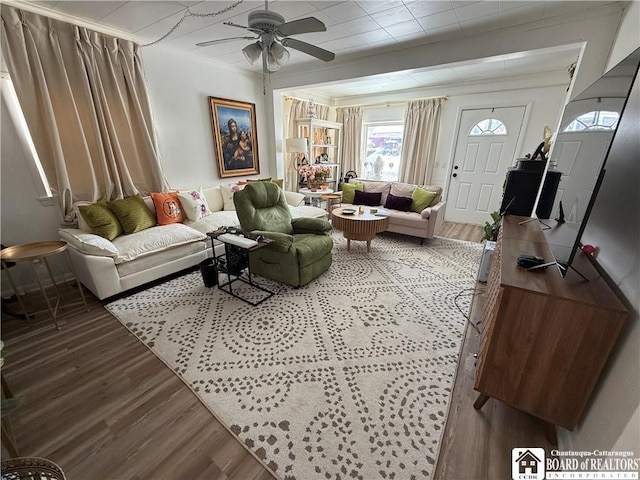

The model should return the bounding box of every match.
[533,46,640,276]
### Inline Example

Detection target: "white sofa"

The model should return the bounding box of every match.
[340,179,446,243]
[58,186,327,300]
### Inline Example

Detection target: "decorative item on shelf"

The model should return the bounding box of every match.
[373,155,384,179]
[300,164,332,192]
[308,99,316,118]
[320,153,329,163]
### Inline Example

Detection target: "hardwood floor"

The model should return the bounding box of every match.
[1,222,551,479]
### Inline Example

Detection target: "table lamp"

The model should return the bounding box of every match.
[285,137,308,171]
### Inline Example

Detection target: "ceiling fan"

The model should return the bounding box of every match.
[196,1,335,73]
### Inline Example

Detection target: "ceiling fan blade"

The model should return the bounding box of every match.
[281,38,335,62]
[196,36,258,47]
[277,17,326,36]
[223,21,249,30]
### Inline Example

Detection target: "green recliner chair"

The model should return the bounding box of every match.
[233,182,333,287]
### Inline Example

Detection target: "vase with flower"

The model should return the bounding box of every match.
[300,164,332,192]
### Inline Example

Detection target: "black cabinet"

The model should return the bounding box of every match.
[500,167,561,218]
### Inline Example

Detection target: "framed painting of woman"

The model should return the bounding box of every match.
[208,97,260,178]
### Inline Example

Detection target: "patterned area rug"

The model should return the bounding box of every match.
[106,232,482,479]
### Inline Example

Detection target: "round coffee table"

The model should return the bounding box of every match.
[331,207,390,253]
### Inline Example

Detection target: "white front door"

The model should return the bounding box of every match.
[446,106,526,225]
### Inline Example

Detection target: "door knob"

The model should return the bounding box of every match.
[454,165,459,170]
[452,173,458,178]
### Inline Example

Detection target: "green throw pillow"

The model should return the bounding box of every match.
[410,187,438,213]
[78,201,123,240]
[271,178,284,189]
[341,182,364,204]
[107,194,156,234]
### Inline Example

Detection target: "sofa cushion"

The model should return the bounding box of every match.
[202,186,224,212]
[78,201,124,240]
[341,182,363,204]
[116,241,207,278]
[187,210,242,235]
[220,183,246,211]
[179,189,212,221]
[384,193,412,212]
[362,181,392,205]
[151,192,184,225]
[111,223,207,263]
[411,187,438,213]
[387,210,429,228]
[59,228,118,257]
[107,194,156,234]
[390,182,416,198]
[353,190,382,206]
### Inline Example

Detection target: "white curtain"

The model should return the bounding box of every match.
[1,5,167,223]
[284,99,329,190]
[398,98,444,185]
[336,107,363,176]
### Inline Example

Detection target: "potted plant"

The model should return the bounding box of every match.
[478,211,501,282]
[300,165,332,191]
[483,211,502,242]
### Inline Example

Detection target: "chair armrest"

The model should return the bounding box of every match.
[284,191,305,207]
[291,217,332,234]
[252,230,294,253]
[58,228,118,257]
[424,201,446,238]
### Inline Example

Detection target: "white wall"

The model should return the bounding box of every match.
[0,93,69,292]
[141,47,272,188]
[1,44,268,293]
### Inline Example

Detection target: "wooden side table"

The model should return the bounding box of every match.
[1,241,87,329]
[320,192,342,216]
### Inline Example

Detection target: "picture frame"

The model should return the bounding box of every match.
[208,96,259,178]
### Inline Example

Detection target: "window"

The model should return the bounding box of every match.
[363,123,403,181]
[469,118,507,136]
[1,74,53,203]
[563,110,619,132]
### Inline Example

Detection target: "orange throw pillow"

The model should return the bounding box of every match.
[151,192,184,225]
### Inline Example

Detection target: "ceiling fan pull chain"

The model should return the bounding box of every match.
[141,0,245,47]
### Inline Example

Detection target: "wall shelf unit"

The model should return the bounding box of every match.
[295,118,342,190]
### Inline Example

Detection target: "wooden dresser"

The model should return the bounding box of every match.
[473,216,628,432]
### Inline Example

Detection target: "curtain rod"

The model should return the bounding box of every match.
[285,94,447,109]
[284,96,331,107]
[339,95,448,109]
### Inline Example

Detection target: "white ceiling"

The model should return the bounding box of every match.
[13,0,621,99]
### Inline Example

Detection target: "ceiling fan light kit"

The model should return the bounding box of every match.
[197,1,335,74]
[242,42,262,64]
[266,42,290,72]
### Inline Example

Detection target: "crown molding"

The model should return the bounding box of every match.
[2,0,138,42]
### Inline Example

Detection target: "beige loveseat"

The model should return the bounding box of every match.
[339,179,446,243]
[58,186,326,300]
